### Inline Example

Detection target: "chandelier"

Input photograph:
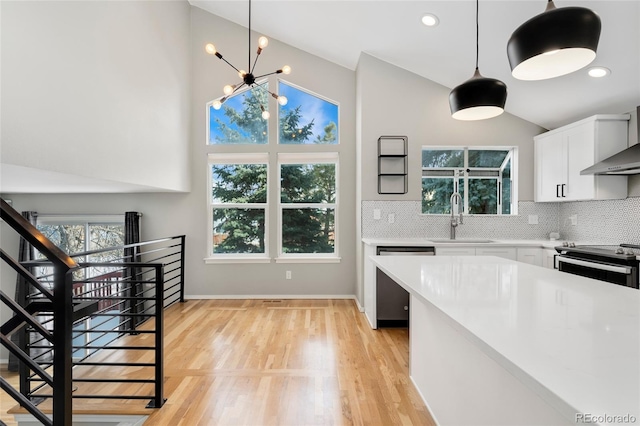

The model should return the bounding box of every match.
[205,0,290,119]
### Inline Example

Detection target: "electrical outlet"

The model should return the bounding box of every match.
[528,215,539,225]
[373,209,381,220]
[388,213,395,224]
[569,214,578,226]
[286,270,292,280]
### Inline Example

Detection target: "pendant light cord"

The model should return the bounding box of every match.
[248,0,252,71]
[475,0,479,70]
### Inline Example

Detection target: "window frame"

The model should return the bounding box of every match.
[206,152,271,263]
[35,215,126,359]
[421,146,518,216]
[276,152,340,263]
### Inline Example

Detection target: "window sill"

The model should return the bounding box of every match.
[204,257,271,264]
[275,257,341,264]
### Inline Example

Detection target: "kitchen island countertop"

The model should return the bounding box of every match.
[371,254,640,425]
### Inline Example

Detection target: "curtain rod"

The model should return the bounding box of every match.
[33,213,142,217]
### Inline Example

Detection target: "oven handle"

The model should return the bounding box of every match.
[557,256,633,274]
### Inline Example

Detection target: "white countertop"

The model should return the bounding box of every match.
[362,237,565,249]
[370,255,640,423]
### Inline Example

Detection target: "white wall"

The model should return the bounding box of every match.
[189,8,357,297]
[1,1,191,192]
[0,6,358,310]
[357,53,545,202]
[354,53,545,304]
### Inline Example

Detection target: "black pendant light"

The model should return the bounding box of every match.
[507,0,601,81]
[449,0,507,121]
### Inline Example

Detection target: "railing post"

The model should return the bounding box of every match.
[179,236,186,303]
[148,264,165,409]
[52,268,74,426]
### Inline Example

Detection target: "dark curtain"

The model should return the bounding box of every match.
[124,212,142,330]
[8,211,37,372]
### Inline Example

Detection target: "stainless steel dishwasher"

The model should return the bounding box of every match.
[376,246,435,327]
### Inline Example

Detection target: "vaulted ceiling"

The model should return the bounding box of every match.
[190,0,640,130]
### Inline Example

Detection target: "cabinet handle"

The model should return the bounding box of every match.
[561,184,566,197]
[556,184,560,198]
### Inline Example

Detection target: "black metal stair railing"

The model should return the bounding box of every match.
[20,237,186,412]
[1,198,77,426]
[1,198,187,425]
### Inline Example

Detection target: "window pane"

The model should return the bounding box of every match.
[468,179,498,214]
[38,225,85,255]
[88,224,125,277]
[89,224,124,252]
[468,150,508,168]
[282,208,335,254]
[278,81,338,145]
[213,208,266,254]
[211,164,267,203]
[281,164,336,203]
[422,150,464,168]
[208,84,268,145]
[422,178,454,214]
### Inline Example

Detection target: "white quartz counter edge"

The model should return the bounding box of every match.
[362,238,571,249]
[370,255,640,424]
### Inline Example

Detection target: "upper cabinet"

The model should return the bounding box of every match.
[534,115,630,202]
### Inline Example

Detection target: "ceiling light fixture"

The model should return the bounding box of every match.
[507,0,601,81]
[449,0,507,121]
[587,66,610,78]
[421,13,439,27]
[205,0,290,118]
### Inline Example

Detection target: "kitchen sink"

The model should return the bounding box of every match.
[428,239,494,243]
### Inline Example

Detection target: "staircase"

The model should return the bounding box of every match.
[1,199,186,425]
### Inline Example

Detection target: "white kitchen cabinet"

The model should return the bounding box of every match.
[435,247,476,256]
[516,248,542,266]
[534,115,629,202]
[476,247,517,260]
[542,249,558,270]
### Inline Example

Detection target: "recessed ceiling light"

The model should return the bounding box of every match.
[421,13,439,27]
[587,66,610,78]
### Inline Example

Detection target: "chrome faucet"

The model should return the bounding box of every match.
[450,192,463,239]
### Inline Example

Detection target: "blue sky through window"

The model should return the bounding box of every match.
[278,81,339,144]
[208,84,268,145]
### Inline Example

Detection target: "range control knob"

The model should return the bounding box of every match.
[568,242,576,248]
[625,249,635,255]
[615,247,624,254]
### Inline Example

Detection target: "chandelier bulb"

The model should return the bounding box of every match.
[281,65,292,75]
[277,96,288,106]
[205,43,217,55]
[261,110,270,120]
[238,70,247,79]
[223,85,235,96]
[212,99,222,110]
[258,36,269,49]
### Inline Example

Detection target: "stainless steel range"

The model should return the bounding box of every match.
[555,243,640,289]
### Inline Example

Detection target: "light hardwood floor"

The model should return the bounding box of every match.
[2,299,435,425]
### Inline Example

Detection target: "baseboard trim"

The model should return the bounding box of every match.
[353,297,364,312]
[185,294,358,301]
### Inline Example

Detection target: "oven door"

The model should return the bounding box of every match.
[557,255,639,289]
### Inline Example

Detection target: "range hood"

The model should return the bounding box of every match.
[581,106,640,175]
[580,143,640,175]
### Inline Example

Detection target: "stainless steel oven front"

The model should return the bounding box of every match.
[556,255,639,289]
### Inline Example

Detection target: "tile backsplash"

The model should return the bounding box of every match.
[362,197,640,243]
[558,197,640,244]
